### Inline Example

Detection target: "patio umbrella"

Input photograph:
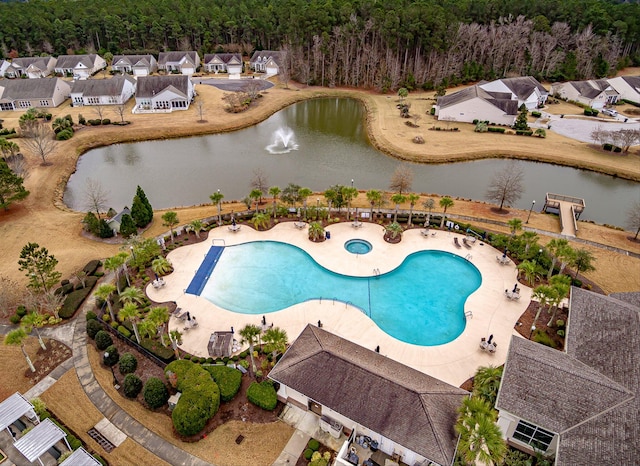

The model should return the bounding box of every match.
[232,218,236,227]
[503,248,508,258]
[513,283,518,293]
[487,334,494,344]
[186,312,191,321]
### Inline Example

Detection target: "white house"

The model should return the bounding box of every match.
[4,57,57,79]
[54,54,107,80]
[550,80,619,109]
[157,51,200,75]
[269,325,468,466]
[111,54,158,76]
[479,76,548,110]
[496,287,639,465]
[435,85,518,125]
[203,53,243,77]
[0,78,70,111]
[0,59,10,76]
[133,75,194,113]
[249,50,285,75]
[607,75,640,104]
[70,75,136,106]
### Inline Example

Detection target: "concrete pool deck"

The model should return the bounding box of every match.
[150,221,529,387]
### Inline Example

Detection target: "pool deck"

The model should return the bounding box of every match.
[151,222,529,387]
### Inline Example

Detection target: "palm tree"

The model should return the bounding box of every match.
[118,250,133,286]
[531,285,557,332]
[407,193,419,225]
[137,318,158,339]
[298,187,313,220]
[239,324,262,375]
[249,188,262,213]
[422,198,435,225]
[366,189,382,221]
[268,186,281,219]
[151,257,172,277]
[390,193,406,222]
[521,231,539,254]
[342,186,358,221]
[262,326,288,360]
[455,397,506,466]
[189,219,203,239]
[439,196,454,228]
[119,302,142,344]
[209,190,224,225]
[148,306,169,346]
[517,260,538,287]
[21,311,47,350]
[546,238,570,279]
[4,328,36,372]
[104,254,125,292]
[308,222,325,241]
[251,212,270,230]
[161,211,179,244]
[572,248,596,280]
[169,329,183,360]
[385,222,403,241]
[95,283,117,321]
[507,218,523,236]
[547,274,571,326]
[119,286,145,307]
[472,366,503,407]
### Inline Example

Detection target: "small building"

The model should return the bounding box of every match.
[479,76,549,110]
[208,331,234,358]
[550,80,619,109]
[249,50,285,75]
[0,78,71,111]
[4,56,57,79]
[70,75,136,106]
[607,75,640,104]
[110,54,158,76]
[133,75,194,113]
[105,206,131,234]
[203,53,243,76]
[435,85,518,125]
[157,51,200,75]
[54,54,107,80]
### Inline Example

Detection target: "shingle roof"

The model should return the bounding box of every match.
[70,75,135,96]
[55,54,99,69]
[135,75,189,98]
[111,55,154,67]
[250,50,285,66]
[498,76,548,100]
[0,78,66,100]
[157,51,198,65]
[568,80,612,99]
[269,325,468,465]
[619,75,640,92]
[9,57,53,71]
[203,53,242,65]
[437,85,518,115]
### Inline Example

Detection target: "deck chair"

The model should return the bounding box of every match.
[453,237,462,248]
[421,229,430,237]
[462,238,472,249]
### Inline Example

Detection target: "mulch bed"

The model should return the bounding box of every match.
[295,442,336,466]
[24,339,72,384]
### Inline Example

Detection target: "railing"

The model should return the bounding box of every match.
[211,238,226,246]
[465,254,473,261]
[546,193,585,207]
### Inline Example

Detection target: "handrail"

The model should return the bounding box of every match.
[211,238,226,246]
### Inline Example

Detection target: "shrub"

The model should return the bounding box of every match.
[78,114,86,125]
[82,259,101,276]
[101,118,111,125]
[86,311,97,321]
[140,337,175,362]
[247,380,277,410]
[103,345,119,366]
[119,352,138,375]
[16,305,27,317]
[59,286,94,319]
[205,365,242,402]
[143,377,169,409]
[308,439,320,451]
[531,111,541,117]
[532,329,557,348]
[117,325,131,338]
[557,329,565,337]
[487,127,506,133]
[56,128,73,140]
[86,319,103,339]
[123,374,143,398]
[95,331,113,350]
[9,314,21,324]
[515,130,533,136]
[556,319,565,328]
[55,282,75,296]
[304,449,314,460]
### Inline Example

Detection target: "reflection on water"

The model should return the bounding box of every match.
[64,98,638,227]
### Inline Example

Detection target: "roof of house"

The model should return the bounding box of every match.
[70,75,135,96]
[497,76,548,99]
[157,51,198,65]
[610,75,640,95]
[497,287,639,465]
[269,325,468,465]
[111,55,155,67]
[135,75,190,98]
[567,79,613,99]
[437,85,519,115]
[107,206,131,225]
[250,50,285,65]
[55,54,101,69]
[0,78,68,100]
[203,53,242,65]
[9,56,54,70]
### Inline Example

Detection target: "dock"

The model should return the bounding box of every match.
[542,193,585,237]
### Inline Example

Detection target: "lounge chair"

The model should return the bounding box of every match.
[462,238,472,249]
[496,255,509,265]
[453,237,462,248]
[421,228,430,237]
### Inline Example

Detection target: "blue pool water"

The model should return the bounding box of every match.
[195,241,481,346]
[344,239,372,254]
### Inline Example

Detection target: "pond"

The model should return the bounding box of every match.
[64,98,639,227]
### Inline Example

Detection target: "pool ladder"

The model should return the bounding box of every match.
[373,268,380,276]
[465,254,472,261]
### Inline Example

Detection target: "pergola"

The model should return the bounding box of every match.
[14,418,71,466]
[59,447,102,466]
[0,392,39,438]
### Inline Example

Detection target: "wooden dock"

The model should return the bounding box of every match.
[542,193,585,237]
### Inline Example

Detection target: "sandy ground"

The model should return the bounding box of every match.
[0,76,638,294]
[0,337,42,400]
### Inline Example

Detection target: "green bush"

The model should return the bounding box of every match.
[247,380,277,410]
[118,352,138,375]
[103,345,119,367]
[515,130,533,136]
[556,319,565,328]
[531,111,542,117]
[140,338,175,362]
[55,282,74,296]
[86,319,103,339]
[143,377,169,409]
[308,439,320,451]
[532,329,557,348]
[56,128,73,140]
[123,374,143,398]
[95,331,113,350]
[16,305,27,317]
[117,325,131,338]
[78,114,86,125]
[102,118,111,125]
[557,329,565,337]
[83,259,101,276]
[205,365,242,402]
[86,311,97,321]
[9,314,21,325]
[60,286,93,319]
[304,449,314,460]
[487,127,506,133]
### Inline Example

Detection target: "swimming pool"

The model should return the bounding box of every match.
[195,241,481,346]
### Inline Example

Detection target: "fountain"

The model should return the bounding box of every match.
[265,126,299,154]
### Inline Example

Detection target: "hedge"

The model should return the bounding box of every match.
[205,365,242,402]
[103,345,119,366]
[60,286,94,319]
[75,275,98,291]
[54,282,74,296]
[118,353,138,375]
[86,319,103,339]
[83,259,101,276]
[247,380,278,410]
[487,127,505,133]
[117,325,131,339]
[123,374,143,398]
[515,130,533,136]
[140,338,175,362]
[143,377,170,409]
[95,331,113,350]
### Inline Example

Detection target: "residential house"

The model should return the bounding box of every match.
[607,75,640,104]
[249,50,285,75]
[70,75,136,106]
[4,56,56,79]
[105,207,131,234]
[54,54,107,80]
[157,51,200,75]
[0,78,70,111]
[435,85,519,125]
[133,75,194,113]
[550,80,619,109]
[203,53,243,76]
[0,60,10,76]
[479,76,548,110]
[269,325,468,466]
[111,54,158,76]
[495,287,639,465]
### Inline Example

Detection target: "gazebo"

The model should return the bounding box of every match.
[59,447,102,466]
[0,392,39,438]
[14,418,71,466]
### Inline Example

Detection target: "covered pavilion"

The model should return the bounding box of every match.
[13,418,71,466]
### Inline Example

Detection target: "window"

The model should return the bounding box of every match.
[512,420,554,451]
[39,100,49,106]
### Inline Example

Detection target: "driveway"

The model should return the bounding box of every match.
[193,78,273,92]
[538,113,640,144]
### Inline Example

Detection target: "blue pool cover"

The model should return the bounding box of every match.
[185,246,224,295]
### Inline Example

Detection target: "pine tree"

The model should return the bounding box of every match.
[513,104,529,131]
[98,219,114,238]
[119,213,137,238]
[131,195,149,228]
[135,185,153,225]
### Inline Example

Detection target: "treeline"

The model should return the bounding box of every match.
[0,0,638,90]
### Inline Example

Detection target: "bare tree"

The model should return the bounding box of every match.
[250,169,269,201]
[195,99,206,122]
[4,153,29,179]
[93,105,106,121]
[20,121,56,165]
[244,80,262,100]
[626,201,640,240]
[84,177,110,218]
[112,104,127,124]
[389,164,414,194]
[485,161,524,211]
[0,275,25,318]
[614,129,640,153]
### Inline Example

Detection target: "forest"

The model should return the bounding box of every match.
[0,0,638,91]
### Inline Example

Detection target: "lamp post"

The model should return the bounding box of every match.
[526,200,536,224]
[316,198,320,221]
[530,324,536,339]
[130,245,136,261]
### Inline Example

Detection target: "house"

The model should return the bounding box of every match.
[495,287,639,465]
[157,51,200,75]
[607,75,640,104]
[550,80,619,109]
[111,54,158,77]
[249,50,285,75]
[203,53,243,76]
[105,207,131,234]
[133,75,194,113]
[269,325,468,466]
[54,54,107,80]
[70,75,136,106]
[0,78,70,111]
[0,60,10,76]
[435,85,518,125]
[479,76,548,110]
[4,56,56,79]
